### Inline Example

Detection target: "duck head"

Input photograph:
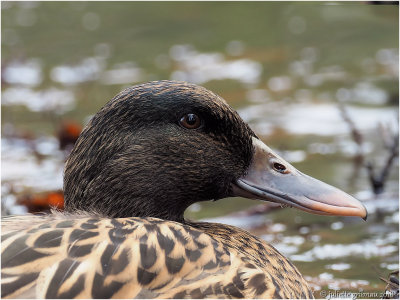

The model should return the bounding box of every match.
[64,80,367,222]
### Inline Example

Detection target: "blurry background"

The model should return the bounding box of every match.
[1,1,398,296]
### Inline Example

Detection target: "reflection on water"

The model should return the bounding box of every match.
[169,44,263,85]
[2,59,42,86]
[240,102,397,137]
[50,57,105,85]
[1,1,398,294]
[100,62,143,85]
[1,137,64,193]
[326,263,351,271]
[337,83,388,105]
[2,87,75,112]
[292,239,397,262]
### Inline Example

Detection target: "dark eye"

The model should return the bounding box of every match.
[273,162,287,173]
[179,113,202,129]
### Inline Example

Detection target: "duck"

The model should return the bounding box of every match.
[1,80,367,299]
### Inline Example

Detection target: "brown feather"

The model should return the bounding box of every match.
[2,215,313,298]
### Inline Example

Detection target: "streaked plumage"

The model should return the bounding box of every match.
[2,215,312,298]
[1,81,367,299]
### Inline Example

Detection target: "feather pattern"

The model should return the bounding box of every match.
[1,215,313,298]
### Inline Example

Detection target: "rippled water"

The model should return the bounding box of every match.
[1,2,398,296]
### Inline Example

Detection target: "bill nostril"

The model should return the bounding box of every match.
[273,162,287,173]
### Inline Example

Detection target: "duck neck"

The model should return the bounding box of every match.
[64,175,194,222]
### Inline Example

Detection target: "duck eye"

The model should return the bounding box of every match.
[273,162,287,173]
[179,113,201,129]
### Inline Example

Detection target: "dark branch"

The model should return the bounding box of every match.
[338,102,398,195]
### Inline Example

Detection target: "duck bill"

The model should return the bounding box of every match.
[232,137,367,220]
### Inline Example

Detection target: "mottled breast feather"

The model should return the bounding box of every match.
[1,215,314,299]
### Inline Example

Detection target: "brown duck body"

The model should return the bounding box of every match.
[2,215,312,298]
[1,80,366,299]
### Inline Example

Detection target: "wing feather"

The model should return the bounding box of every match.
[2,215,270,299]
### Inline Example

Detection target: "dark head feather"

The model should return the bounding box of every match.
[64,80,256,222]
